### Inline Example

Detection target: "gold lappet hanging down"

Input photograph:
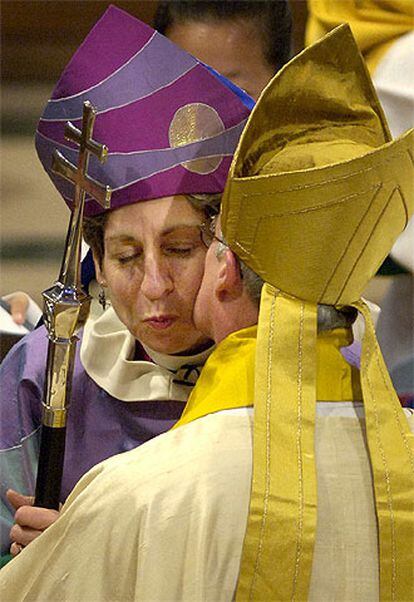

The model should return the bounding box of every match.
[217,25,414,601]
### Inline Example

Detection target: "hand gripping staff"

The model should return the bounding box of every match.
[34,101,112,509]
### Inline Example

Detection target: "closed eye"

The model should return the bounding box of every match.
[118,252,142,264]
[163,246,194,256]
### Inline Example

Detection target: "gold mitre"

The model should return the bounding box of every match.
[226,25,414,602]
[221,24,413,306]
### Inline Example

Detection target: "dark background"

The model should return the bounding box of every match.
[1,1,308,83]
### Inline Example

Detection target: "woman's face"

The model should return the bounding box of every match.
[95,195,211,355]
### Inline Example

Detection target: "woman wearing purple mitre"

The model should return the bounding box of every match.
[0,6,253,560]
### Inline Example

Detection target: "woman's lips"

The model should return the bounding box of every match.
[144,315,177,330]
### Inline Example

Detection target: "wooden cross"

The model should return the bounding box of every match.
[52,100,112,210]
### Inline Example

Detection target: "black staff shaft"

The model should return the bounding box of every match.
[34,426,66,509]
[33,331,77,509]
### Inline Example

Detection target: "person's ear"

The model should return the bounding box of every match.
[93,252,107,287]
[216,249,243,301]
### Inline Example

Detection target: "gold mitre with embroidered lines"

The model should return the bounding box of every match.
[222,26,413,305]
[221,25,414,601]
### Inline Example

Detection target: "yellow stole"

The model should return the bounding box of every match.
[174,291,413,601]
[173,323,361,430]
[234,289,413,602]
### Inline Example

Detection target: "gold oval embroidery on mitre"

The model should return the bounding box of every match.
[168,103,224,175]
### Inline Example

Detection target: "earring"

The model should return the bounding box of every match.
[98,285,107,310]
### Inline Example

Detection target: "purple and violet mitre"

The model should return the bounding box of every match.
[35,5,253,216]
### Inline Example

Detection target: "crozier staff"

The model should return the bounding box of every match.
[0,5,253,560]
[34,100,112,510]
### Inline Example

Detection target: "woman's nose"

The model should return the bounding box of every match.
[140,256,174,300]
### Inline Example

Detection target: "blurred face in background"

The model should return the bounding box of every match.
[168,18,275,100]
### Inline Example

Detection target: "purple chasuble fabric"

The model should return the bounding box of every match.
[0,327,184,554]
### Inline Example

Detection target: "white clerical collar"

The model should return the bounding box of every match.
[142,343,212,372]
[81,306,213,403]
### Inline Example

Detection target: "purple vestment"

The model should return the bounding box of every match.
[0,327,185,554]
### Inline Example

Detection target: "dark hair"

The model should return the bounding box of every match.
[154,1,292,72]
[83,211,108,268]
[83,193,221,268]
